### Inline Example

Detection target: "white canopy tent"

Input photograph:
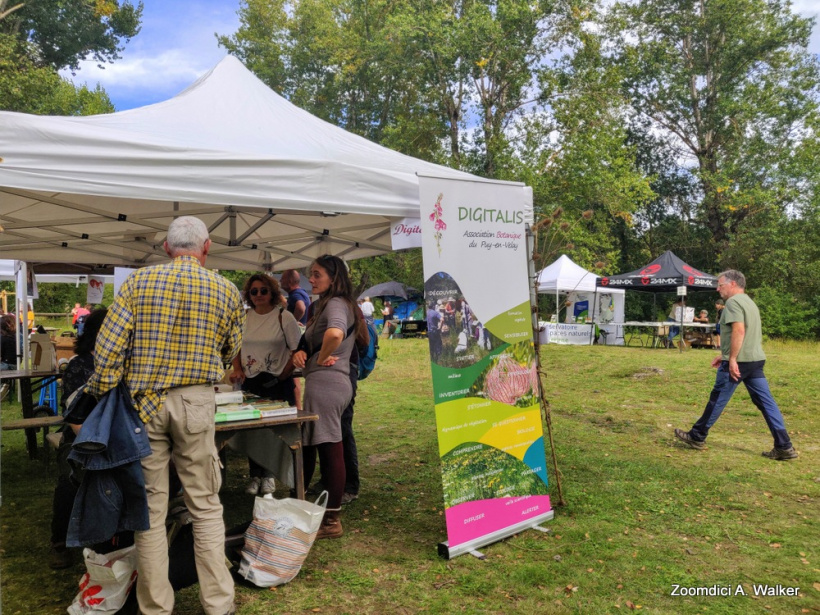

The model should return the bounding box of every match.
[0,260,114,285]
[536,255,625,345]
[0,55,531,272]
[536,255,625,321]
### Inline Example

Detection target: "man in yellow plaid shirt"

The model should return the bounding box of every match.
[86,216,245,615]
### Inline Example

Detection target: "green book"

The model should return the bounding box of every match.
[214,408,261,423]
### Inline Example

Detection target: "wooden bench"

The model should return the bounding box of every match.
[2,415,64,463]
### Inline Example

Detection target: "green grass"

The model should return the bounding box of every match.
[1,339,818,614]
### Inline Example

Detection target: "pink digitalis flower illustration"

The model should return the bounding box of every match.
[429,192,447,255]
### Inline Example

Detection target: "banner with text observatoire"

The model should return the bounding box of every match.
[419,176,552,558]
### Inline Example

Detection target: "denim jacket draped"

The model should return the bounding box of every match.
[66,383,151,547]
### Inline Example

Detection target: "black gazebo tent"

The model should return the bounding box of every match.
[595,251,718,350]
[597,251,717,292]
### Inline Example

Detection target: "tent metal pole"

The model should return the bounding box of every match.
[591,289,598,345]
[527,225,564,507]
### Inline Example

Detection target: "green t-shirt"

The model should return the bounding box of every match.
[720,293,766,362]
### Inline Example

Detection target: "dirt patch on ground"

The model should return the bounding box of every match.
[367,452,398,465]
[632,366,665,379]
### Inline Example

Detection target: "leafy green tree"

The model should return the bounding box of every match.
[750,284,818,339]
[523,27,654,271]
[0,32,114,114]
[220,0,406,145]
[607,0,820,251]
[1,0,143,71]
[220,0,590,175]
[0,0,140,115]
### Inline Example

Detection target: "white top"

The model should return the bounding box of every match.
[240,308,302,378]
[361,300,375,317]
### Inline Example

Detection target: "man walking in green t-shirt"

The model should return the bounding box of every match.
[674,270,798,460]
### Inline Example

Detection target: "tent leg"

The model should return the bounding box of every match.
[527,225,565,507]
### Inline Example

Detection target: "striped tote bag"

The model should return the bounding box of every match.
[239,492,328,587]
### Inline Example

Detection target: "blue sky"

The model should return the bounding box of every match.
[66,0,820,112]
[63,0,241,111]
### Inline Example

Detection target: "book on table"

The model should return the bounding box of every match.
[214,396,297,423]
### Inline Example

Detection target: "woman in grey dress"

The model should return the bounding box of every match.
[292,255,356,539]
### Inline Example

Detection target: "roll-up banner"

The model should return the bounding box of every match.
[419,175,552,559]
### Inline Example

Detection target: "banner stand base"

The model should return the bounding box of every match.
[437,510,554,560]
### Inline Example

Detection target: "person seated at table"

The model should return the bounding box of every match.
[229,274,301,496]
[49,308,108,569]
[1,314,17,371]
[694,309,709,323]
[666,299,685,346]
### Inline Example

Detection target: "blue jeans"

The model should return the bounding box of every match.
[689,361,792,449]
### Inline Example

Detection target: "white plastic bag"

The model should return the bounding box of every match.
[67,545,137,615]
[239,491,328,587]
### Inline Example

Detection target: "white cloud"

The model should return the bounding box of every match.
[61,0,240,109]
[67,49,212,90]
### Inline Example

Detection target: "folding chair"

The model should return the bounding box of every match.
[652,325,670,348]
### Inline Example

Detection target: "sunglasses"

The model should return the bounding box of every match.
[249,288,269,297]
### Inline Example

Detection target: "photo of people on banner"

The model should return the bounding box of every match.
[425,273,500,367]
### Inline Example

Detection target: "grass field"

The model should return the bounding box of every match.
[1,338,817,614]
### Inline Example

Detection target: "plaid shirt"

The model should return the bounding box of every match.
[86,256,245,423]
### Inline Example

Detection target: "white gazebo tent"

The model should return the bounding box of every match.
[536,255,625,344]
[0,55,531,366]
[0,260,114,285]
[1,259,116,368]
[0,55,530,272]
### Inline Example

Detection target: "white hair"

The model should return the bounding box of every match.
[166,216,209,254]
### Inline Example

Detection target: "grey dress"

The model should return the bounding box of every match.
[302,297,355,445]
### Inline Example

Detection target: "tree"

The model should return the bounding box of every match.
[0,0,141,115]
[0,32,114,114]
[520,26,654,271]
[608,0,820,251]
[219,0,587,174]
[1,0,143,72]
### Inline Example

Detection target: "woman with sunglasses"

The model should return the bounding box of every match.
[292,255,357,539]
[230,274,301,495]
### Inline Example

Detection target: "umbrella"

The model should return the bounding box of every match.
[358,281,419,300]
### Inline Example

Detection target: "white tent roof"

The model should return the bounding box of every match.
[536,255,624,294]
[0,56,530,271]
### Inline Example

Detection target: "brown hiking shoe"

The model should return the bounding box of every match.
[316,516,343,540]
[674,428,705,450]
[762,447,798,461]
[49,545,74,570]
